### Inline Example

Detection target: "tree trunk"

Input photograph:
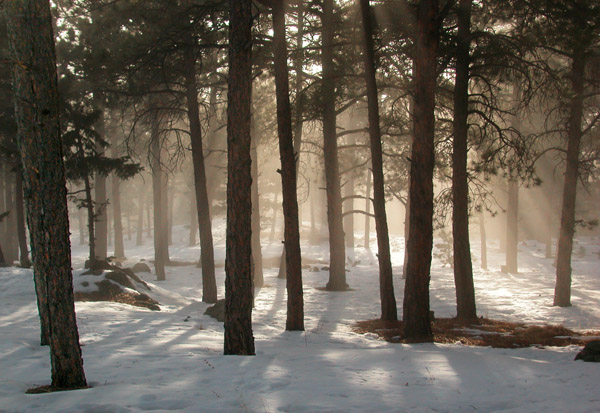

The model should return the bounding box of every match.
[224,0,255,355]
[4,168,18,264]
[167,183,173,246]
[136,183,144,246]
[322,0,347,291]
[84,175,96,263]
[505,178,518,273]
[111,144,125,260]
[189,199,198,246]
[272,0,304,331]
[93,94,107,261]
[78,206,85,245]
[359,0,397,321]
[402,0,439,341]
[6,0,87,388]
[554,51,585,307]
[151,124,166,281]
[451,0,477,321]
[15,167,31,267]
[250,139,264,288]
[364,169,371,249]
[479,210,487,270]
[183,40,217,302]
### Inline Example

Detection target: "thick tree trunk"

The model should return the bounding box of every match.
[359,0,397,321]
[322,0,347,291]
[15,168,31,267]
[250,140,264,288]
[6,0,86,388]
[554,51,585,307]
[272,0,304,331]
[451,0,477,321]
[224,0,255,355]
[402,0,439,341]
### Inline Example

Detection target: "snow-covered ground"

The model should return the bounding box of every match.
[1,221,599,412]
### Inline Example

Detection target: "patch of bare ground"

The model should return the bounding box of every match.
[353,318,600,348]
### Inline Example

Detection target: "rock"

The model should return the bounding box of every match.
[575,341,600,362]
[75,264,159,311]
[131,262,152,273]
[204,299,225,322]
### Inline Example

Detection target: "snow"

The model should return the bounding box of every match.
[1,222,599,412]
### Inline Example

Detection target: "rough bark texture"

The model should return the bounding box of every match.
[224,0,255,355]
[451,0,477,321]
[322,0,347,290]
[6,0,87,389]
[273,0,304,331]
[402,0,439,341]
[183,41,217,303]
[554,51,585,307]
[359,0,397,321]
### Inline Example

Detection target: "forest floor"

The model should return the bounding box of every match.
[1,220,599,412]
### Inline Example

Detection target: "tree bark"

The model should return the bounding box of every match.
[322,0,347,291]
[402,0,439,341]
[359,0,397,321]
[6,0,87,389]
[224,0,255,355]
[272,0,304,331]
[364,169,371,249]
[136,183,144,246]
[554,50,585,307]
[505,178,518,272]
[451,0,477,321]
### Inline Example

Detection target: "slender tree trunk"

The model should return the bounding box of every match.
[224,0,255,355]
[364,169,371,249]
[15,167,31,267]
[479,210,487,270]
[189,199,198,246]
[161,167,170,263]
[402,0,439,341]
[322,0,347,290]
[93,94,107,261]
[451,0,477,321]
[183,42,217,302]
[167,183,173,246]
[359,0,397,321]
[6,0,87,388]
[250,139,264,287]
[4,168,18,264]
[505,178,519,272]
[111,146,125,260]
[151,124,166,281]
[136,183,144,246]
[78,206,85,245]
[554,51,585,307]
[272,0,304,330]
[84,175,96,263]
